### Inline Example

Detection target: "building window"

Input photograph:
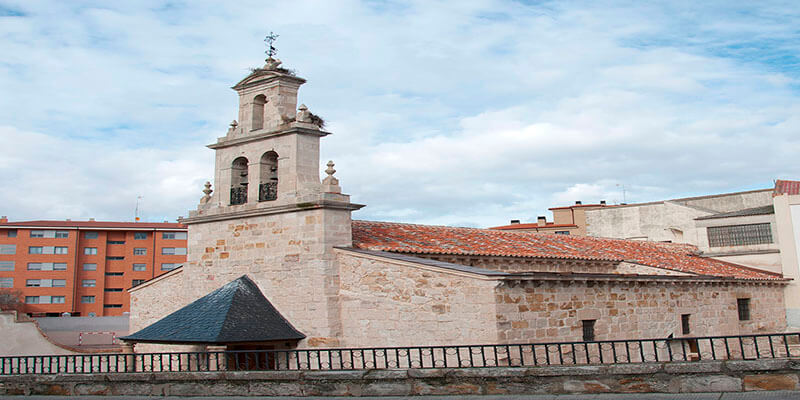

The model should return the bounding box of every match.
[707,223,773,247]
[737,298,751,321]
[0,244,16,254]
[8,229,17,238]
[161,247,187,255]
[84,232,99,239]
[132,279,146,287]
[162,232,187,240]
[29,246,43,254]
[104,304,123,308]
[132,263,146,271]
[133,248,147,255]
[106,256,124,260]
[82,279,96,287]
[0,277,12,288]
[52,279,66,287]
[0,261,13,271]
[25,296,39,304]
[104,288,123,292]
[51,296,65,304]
[54,246,68,254]
[134,232,148,240]
[55,231,69,238]
[26,279,41,287]
[83,263,97,271]
[681,314,691,335]
[161,263,178,271]
[53,263,67,270]
[27,263,42,270]
[582,320,596,341]
[84,247,97,255]
[105,272,124,276]
[81,296,95,304]
[30,230,44,238]
[554,231,570,235]
[108,240,125,245]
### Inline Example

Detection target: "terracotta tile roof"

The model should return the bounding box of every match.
[490,223,577,230]
[775,179,800,196]
[351,220,782,280]
[0,220,185,229]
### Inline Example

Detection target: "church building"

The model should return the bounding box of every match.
[124,56,788,353]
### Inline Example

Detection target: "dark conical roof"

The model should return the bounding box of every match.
[122,275,305,344]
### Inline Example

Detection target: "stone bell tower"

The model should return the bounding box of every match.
[177,55,364,347]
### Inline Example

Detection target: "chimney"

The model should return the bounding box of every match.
[575,201,582,205]
[600,200,606,205]
[537,216,547,226]
[0,216,7,223]
[65,219,71,221]
[510,219,520,225]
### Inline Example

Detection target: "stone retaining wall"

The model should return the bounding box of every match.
[3,359,799,396]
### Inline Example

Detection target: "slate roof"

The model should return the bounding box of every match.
[122,275,304,344]
[695,205,775,220]
[775,179,800,196]
[351,220,782,280]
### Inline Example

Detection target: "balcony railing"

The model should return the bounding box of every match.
[230,186,247,205]
[259,182,277,202]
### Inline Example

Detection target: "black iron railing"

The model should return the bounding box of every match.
[230,186,247,205]
[259,181,277,202]
[2,332,799,375]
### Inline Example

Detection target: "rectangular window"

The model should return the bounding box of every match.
[133,248,147,255]
[104,304,122,308]
[161,263,178,271]
[108,240,125,245]
[737,298,751,321]
[55,231,69,238]
[81,296,95,304]
[161,247,187,255]
[105,272,124,276]
[8,229,17,238]
[106,256,124,260]
[25,296,39,304]
[132,279,146,287]
[27,263,42,270]
[84,232,98,239]
[84,247,97,255]
[681,314,691,335]
[51,279,66,287]
[54,246,68,254]
[26,279,41,287]
[53,263,67,271]
[104,288,123,292]
[29,246,43,254]
[0,277,12,288]
[162,232,187,240]
[0,261,13,271]
[51,296,65,304]
[134,232,148,240]
[554,231,570,235]
[83,263,97,271]
[30,230,44,238]
[582,320,596,342]
[707,223,773,247]
[132,263,146,271]
[0,244,16,254]
[82,279,96,287]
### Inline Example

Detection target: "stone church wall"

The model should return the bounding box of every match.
[336,250,499,347]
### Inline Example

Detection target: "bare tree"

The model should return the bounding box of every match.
[0,289,23,312]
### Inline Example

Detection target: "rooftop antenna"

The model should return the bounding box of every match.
[135,196,143,222]
[616,184,627,204]
[264,32,279,61]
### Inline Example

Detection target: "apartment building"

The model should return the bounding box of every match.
[0,217,186,317]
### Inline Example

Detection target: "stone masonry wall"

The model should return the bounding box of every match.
[495,279,786,343]
[337,251,499,347]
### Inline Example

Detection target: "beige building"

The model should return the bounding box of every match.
[124,56,788,353]
[492,202,608,235]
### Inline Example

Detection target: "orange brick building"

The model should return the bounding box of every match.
[0,217,186,317]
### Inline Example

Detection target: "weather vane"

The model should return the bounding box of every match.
[264,32,279,60]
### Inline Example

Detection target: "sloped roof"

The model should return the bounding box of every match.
[695,205,775,220]
[0,220,184,229]
[490,223,577,230]
[351,220,781,280]
[122,275,304,344]
[775,179,800,196]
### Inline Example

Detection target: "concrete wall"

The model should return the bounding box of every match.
[0,311,79,356]
[775,194,800,328]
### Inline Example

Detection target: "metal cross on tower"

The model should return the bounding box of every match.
[264,32,279,60]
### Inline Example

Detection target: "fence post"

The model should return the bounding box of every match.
[120,341,136,372]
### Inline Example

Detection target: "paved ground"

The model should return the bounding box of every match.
[7,393,800,399]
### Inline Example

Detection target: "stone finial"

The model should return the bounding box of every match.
[227,120,238,134]
[264,57,283,70]
[200,181,213,204]
[322,160,341,193]
[296,104,312,123]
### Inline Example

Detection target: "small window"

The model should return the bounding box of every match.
[132,263,146,271]
[104,304,122,308]
[26,279,41,287]
[29,246,43,254]
[582,320,596,341]
[554,231,570,235]
[0,277,12,288]
[681,314,691,335]
[134,232,148,240]
[54,247,68,254]
[132,279,146,287]
[737,298,751,321]
[162,232,187,240]
[161,247,187,255]
[83,263,97,271]
[133,248,147,255]
[161,263,178,271]
[104,288,123,292]
[53,263,67,270]
[51,296,65,304]
[82,279,96,287]
[0,261,14,271]
[30,230,44,238]
[105,272,124,276]
[52,279,66,287]
[84,247,97,255]
[84,232,99,239]
[25,296,39,304]
[0,244,15,254]
[106,256,124,260]
[81,296,95,304]
[7,229,17,238]
[27,263,42,270]
[55,231,69,238]
[108,240,125,245]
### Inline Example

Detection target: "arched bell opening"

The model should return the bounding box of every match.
[259,151,278,202]
[230,157,249,205]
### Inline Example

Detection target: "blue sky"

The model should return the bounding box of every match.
[1,0,799,227]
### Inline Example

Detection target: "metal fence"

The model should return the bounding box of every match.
[2,332,799,375]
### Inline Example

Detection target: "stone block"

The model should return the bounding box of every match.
[302,370,365,380]
[362,380,414,396]
[669,374,741,393]
[726,359,789,371]
[73,383,111,396]
[363,369,407,380]
[743,374,799,391]
[248,381,303,396]
[563,379,612,393]
[663,361,723,374]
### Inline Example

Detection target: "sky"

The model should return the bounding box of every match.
[1,1,799,228]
